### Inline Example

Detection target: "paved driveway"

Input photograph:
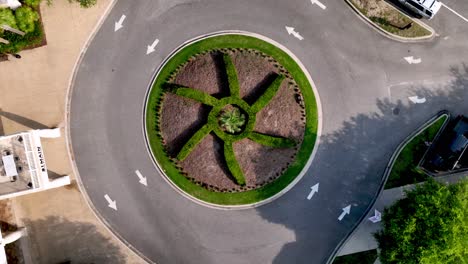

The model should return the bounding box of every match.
[69,0,468,263]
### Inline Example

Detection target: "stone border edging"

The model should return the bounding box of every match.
[63,1,154,263]
[344,0,435,43]
[142,30,323,210]
[326,110,450,264]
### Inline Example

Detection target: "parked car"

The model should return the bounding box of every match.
[398,0,442,19]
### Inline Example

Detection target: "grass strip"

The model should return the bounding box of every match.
[223,53,240,97]
[250,75,285,113]
[166,85,219,106]
[146,34,318,205]
[177,123,213,161]
[223,141,246,186]
[385,115,448,189]
[248,132,296,148]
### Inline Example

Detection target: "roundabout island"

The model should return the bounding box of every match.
[145,34,319,206]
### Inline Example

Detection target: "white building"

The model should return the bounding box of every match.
[0,128,71,200]
[0,0,21,10]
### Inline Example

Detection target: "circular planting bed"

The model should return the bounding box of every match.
[145,34,318,206]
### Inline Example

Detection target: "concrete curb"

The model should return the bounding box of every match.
[142,30,323,210]
[344,0,435,43]
[63,1,153,263]
[326,110,450,264]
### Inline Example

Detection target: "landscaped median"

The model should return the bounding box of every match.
[384,113,449,189]
[145,34,319,206]
[346,0,433,40]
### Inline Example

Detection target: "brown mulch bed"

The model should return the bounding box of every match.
[0,199,24,264]
[160,49,305,192]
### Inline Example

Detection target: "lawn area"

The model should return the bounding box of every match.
[349,0,431,38]
[333,249,378,264]
[145,34,319,205]
[384,114,448,189]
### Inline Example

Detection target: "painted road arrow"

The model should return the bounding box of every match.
[135,170,148,186]
[306,183,319,200]
[114,14,126,32]
[104,194,117,210]
[338,205,351,221]
[285,26,304,40]
[146,38,160,55]
[404,56,422,64]
[311,0,327,10]
[408,96,426,104]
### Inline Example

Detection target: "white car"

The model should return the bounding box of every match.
[399,0,442,19]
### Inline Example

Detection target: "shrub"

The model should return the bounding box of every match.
[218,107,245,134]
[176,124,213,161]
[15,6,39,34]
[0,8,17,31]
[223,53,240,96]
[23,0,42,8]
[375,179,468,264]
[0,21,43,53]
[73,0,97,8]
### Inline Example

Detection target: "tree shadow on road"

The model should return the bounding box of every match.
[22,216,126,264]
[255,64,468,264]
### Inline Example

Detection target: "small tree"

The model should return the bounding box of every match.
[375,179,468,264]
[15,6,39,34]
[0,8,17,31]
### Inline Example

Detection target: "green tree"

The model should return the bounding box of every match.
[375,179,468,264]
[0,8,17,31]
[15,6,39,34]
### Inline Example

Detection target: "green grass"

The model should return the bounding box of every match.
[248,132,296,148]
[145,34,319,205]
[384,115,448,189]
[349,0,431,38]
[332,249,378,264]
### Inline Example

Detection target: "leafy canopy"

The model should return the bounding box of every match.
[0,8,17,31]
[15,6,39,34]
[375,179,468,264]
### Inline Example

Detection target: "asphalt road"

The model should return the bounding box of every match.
[69,0,468,263]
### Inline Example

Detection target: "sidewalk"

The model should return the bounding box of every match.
[0,1,145,263]
[337,172,467,257]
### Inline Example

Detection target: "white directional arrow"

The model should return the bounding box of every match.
[338,205,351,221]
[306,183,319,200]
[368,209,382,223]
[310,0,327,10]
[408,96,426,104]
[285,26,304,40]
[114,14,126,32]
[146,38,160,55]
[135,170,148,186]
[404,56,422,64]
[104,194,117,210]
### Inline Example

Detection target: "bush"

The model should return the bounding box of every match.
[72,0,97,8]
[375,179,468,264]
[15,6,39,34]
[0,21,43,53]
[0,8,17,30]
[167,85,219,106]
[23,0,42,8]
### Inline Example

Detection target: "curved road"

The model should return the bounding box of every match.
[69,0,468,263]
